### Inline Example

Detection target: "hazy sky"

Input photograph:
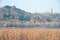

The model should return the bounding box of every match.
[0,0,60,13]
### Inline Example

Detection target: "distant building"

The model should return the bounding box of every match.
[51,7,53,14]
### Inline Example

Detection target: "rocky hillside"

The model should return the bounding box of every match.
[0,5,31,21]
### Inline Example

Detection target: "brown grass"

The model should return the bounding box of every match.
[0,28,60,40]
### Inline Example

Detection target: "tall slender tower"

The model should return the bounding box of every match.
[51,7,53,14]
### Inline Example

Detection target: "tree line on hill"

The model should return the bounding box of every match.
[0,5,60,28]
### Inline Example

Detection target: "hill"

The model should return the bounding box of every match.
[0,5,60,28]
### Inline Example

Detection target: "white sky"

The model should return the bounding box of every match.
[0,0,60,13]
